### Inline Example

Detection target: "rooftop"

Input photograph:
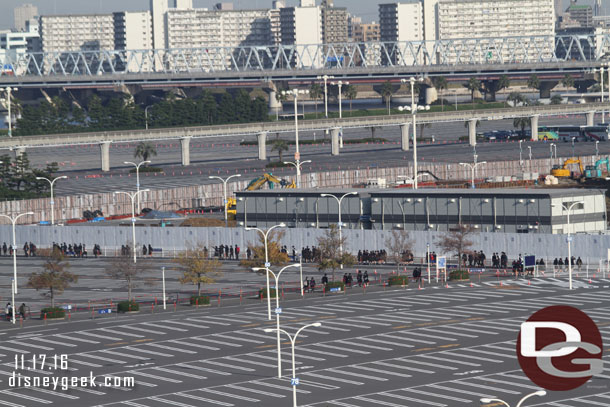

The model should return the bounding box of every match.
[237,188,605,197]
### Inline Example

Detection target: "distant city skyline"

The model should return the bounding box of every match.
[2,0,606,30]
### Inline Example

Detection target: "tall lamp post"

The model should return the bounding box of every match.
[481,390,546,407]
[460,159,487,189]
[316,75,334,118]
[550,143,557,163]
[0,212,33,294]
[144,105,153,130]
[399,77,429,190]
[35,175,67,225]
[264,322,322,407]
[1,87,17,138]
[253,264,300,378]
[124,160,151,214]
[283,160,311,187]
[519,140,524,166]
[282,89,309,188]
[114,189,150,263]
[331,80,349,119]
[321,192,357,268]
[553,201,585,290]
[527,146,532,170]
[245,224,286,320]
[209,174,242,226]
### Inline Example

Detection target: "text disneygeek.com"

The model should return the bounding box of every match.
[9,372,136,391]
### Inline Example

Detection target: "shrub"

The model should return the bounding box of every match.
[130,166,163,173]
[325,281,345,291]
[117,300,139,313]
[265,161,292,168]
[450,270,470,280]
[40,307,65,319]
[388,275,409,286]
[259,288,278,298]
[190,295,210,305]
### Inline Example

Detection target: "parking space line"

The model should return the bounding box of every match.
[176,393,234,406]
[130,372,182,383]
[303,372,364,385]
[225,384,285,398]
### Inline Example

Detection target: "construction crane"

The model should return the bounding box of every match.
[551,158,584,178]
[585,157,610,179]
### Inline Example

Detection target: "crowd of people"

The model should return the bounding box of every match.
[4,302,27,321]
[53,242,86,257]
[1,242,38,257]
[357,250,388,265]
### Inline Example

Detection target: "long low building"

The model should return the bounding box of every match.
[235,188,607,234]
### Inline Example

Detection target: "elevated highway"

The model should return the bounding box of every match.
[0,34,607,89]
[3,102,606,171]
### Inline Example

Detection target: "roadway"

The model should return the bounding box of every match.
[17,113,610,197]
[0,279,608,407]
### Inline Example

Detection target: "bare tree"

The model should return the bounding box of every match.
[27,249,77,308]
[317,224,356,282]
[435,224,476,268]
[240,229,290,271]
[105,251,154,301]
[385,230,414,265]
[175,243,222,296]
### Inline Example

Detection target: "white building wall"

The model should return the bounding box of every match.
[423,0,438,41]
[150,0,168,50]
[114,11,153,72]
[14,3,38,32]
[294,6,323,68]
[396,2,423,42]
[0,23,40,75]
[174,0,193,9]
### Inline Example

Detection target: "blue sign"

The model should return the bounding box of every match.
[61,305,72,310]
[525,255,536,267]
[330,287,341,292]
[437,257,446,269]
[98,308,112,314]
[567,236,573,243]
[39,221,50,225]
[264,262,271,268]
[291,378,300,386]
[275,307,282,314]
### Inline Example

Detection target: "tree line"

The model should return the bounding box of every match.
[0,153,57,199]
[14,90,269,137]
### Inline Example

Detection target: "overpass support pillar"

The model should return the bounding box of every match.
[468,119,478,147]
[257,132,267,161]
[400,123,410,151]
[331,128,340,156]
[530,114,539,141]
[99,141,111,172]
[181,137,191,166]
[586,111,595,126]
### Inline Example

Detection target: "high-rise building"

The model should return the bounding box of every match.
[40,14,115,53]
[175,0,193,9]
[165,8,273,70]
[379,2,424,43]
[150,0,168,50]
[353,23,381,42]
[436,0,555,63]
[114,11,153,71]
[353,22,381,65]
[0,20,39,74]
[565,0,593,28]
[321,0,348,44]
[13,4,38,32]
[280,5,323,68]
[595,0,602,17]
[347,15,362,41]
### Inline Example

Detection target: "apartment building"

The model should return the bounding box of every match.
[379,2,424,65]
[321,0,348,44]
[353,22,381,66]
[280,5,323,68]
[13,4,38,32]
[565,0,593,28]
[40,14,115,53]
[0,21,40,75]
[114,11,153,72]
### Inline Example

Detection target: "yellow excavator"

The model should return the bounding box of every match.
[226,173,295,215]
[551,158,584,178]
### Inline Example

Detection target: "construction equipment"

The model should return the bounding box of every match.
[226,197,237,216]
[246,173,296,191]
[551,158,584,178]
[585,157,610,179]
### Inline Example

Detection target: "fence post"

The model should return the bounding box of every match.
[218,289,221,307]
[44,313,47,325]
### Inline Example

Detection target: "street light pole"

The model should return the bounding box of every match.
[0,212,33,294]
[124,161,151,214]
[317,75,334,118]
[565,201,584,290]
[321,192,357,268]
[527,146,532,170]
[35,175,67,225]
[519,140,523,166]
[144,105,153,130]
[2,87,17,138]
[264,323,322,407]
[114,189,150,263]
[245,224,286,320]
[282,89,309,188]
[331,81,349,119]
[253,264,300,378]
[460,160,487,189]
[571,137,576,157]
[209,174,242,226]
[595,140,599,159]
[481,390,546,407]
[399,77,429,190]
[283,160,311,187]
[162,266,166,310]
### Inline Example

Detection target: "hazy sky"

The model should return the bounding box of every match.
[1,0,605,29]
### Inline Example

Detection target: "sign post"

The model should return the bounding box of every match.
[436,256,446,283]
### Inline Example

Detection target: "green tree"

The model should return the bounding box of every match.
[10,153,33,191]
[433,76,448,111]
[344,85,358,115]
[527,74,540,91]
[550,94,563,105]
[234,90,253,123]
[271,139,289,163]
[561,74,574,90]
[27,249,77,308]
[466,78,481,107]
[513,116,532,138]
[175,244,222,296]
[317,224,356,282]
[380,81,394,115]
[309,83,323,118]
[218,92,236,123]
[134,142,157,163]
[507,92,526,107]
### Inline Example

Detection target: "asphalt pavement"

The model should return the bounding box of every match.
[0,280,608,406]
[16,113,609,197]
